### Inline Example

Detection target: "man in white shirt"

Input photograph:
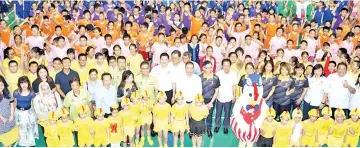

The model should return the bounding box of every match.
[94,73,118,118]
[215,59,237,134]
[176,62,202,103]
[151,53,175,105]
[324,62,356,118]
[169,50,185,78]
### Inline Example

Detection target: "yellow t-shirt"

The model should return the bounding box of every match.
[140,99,154,115]
[119,110,137,127]
[153,103,171,120]
[70,60,79,70]
[346,119,360,136]
[189,104,209,121]
[41,121,59,140]
[5,70,23,93]
[74,117,93,137]
[95,63,109,79]
[87,57,96,69]
[57,120,74,137]
[49,69,61,80]
[108,115,122,143]
[317,117,334,134]
[261,120,277,138]
[93,119,109,139]
[27,72,37,84]
[330,123,348,138]
[274,122,292,146]
[29,57,49,67]
[131,103,141,117]
[73,65,90,87]
[303,120,318,136]
[127,54,143,75]
[171,104,189,120]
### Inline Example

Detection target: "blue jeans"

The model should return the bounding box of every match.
[215,100,232,128]
[204,98,215,130]
[302,101,318,120]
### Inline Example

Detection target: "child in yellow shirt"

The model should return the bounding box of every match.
[74,105,93,147]
[40,112,60,147]
[153,91,171,147]
[108,104,123,147]
[291,108,303,147]
[140,90,154,146]
[257,108,277,147]
[317,107,334,146]
[58,108,75,147]
[301,109,319,147]
[171,91,189,147]
[189,94,209,147]
[345,108,360,147]
[130,92,142,146]
[328,109,348,147]
[93,108,110,147]
[119,98,137,147]
[273,111,292,147]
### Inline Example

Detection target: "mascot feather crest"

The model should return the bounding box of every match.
[231,73,268,147]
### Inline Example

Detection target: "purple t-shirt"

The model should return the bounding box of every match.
[332,15,344,30]
[182,13,191,29]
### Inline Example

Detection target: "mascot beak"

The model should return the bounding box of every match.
[249,100,257,106]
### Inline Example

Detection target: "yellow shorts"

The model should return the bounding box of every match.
[77,134,93,146]
[140,113,152,125]
[317,133,328,145]
[0,126,19,146]
[327,135,344,147]
[346,135,359,147]
[60,135,75,147]
[123,126,135,138]
[171,119,186,133]
[301,135,316,146]
[94,137,108,147]
[154,120,168,132]
[46,137,60,147]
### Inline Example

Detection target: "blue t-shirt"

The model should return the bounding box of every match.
[13,90,35,108]
[55,69,80,96]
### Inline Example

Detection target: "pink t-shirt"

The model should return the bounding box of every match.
[25,35,45,49]
[92,37,106,53]
[151,42,168,65]
[242,41,260,61]
[168,45,187,56]
[305,37,318,56]
[284,48,301,61]
[211,44,225,72]
[340,40,354,55]
[269,36,286,54]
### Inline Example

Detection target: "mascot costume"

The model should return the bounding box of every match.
[231,74,268,147]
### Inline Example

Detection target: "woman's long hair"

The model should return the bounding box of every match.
[119,70,137,89]
[0,77,10,102]
[17,76,32,93]
[36,65,54,84]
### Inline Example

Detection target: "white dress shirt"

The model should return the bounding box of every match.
[150,64,175,91]
[216,70,237,103]
[176,73,202,102]
[304,76,327,106]
[325,73,356,109]
[349,86,360,110]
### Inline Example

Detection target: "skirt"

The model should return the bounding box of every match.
[0,126,19,146]
[189,118,206,136]
[15,108,39,146]
[171,118,186,133]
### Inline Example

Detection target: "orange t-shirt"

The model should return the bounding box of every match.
[40,24,55,40]
[190,16,204,35]
[288,31,300,46]
[105,30,120,42]
[265,23,278,37]
[131,22,140,33]
[138,31,151,49]
[12,44,29,56]
[319,35,330,46]
[61,23,75,38]
[74,45,88,54]
[53,14,63,25]
[352,36,360,48]
[77,19,91,26]
[114,21,123,31]
[21,24,32,37]
[0,27,11,46]
[94,20,108,33]
[128,30,139,42]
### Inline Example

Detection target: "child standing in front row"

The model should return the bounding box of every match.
[74,105,93,147]
[58,108,75,147]
[130,92,142,146]
[40,112,60,147]
[108,104,123,147]
[93,108,110,147]
[119,98,137,147]
[189,94,209,147]
[301,109,319,147]
[273,111,292,147]
[140,90,154,146]
[317,107,334,146]
[257,107,277,147]
[328,109,348,147]
[153,91,171,147]
[171,91,189,147]
[345,108,360,147]
[290,108,303,147]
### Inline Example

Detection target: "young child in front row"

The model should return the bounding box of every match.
[257,107,277,147]
[140,90,154,146]
[345,108,360,147]
[189,94,209,147]
[58,108,75,147]
[119,98,137,147]
[153,91,171,147]
[327,109,348,147]
[317,107,334,146]
[301,109,319,147]
[130,92,142,146]
[171,91,189,147]
[290,108,303,147]
[273,111,292,147]
[74,105,93,147]
[40,112,60,147]
[93,108,110,147]
[108,104,123,147]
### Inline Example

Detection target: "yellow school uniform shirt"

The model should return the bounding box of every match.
[153,103,171,131]
[171,104,189,132]
[345,119,360,147]
[29,57,49,67]
[109,67,124,87]
[41,122,60,147]
[119,110,137,138]
[95,63,110,79]
[57,120,75,147]
[327,123,348,147]
[73,65,90,87]
[301,120,318,146]
[274,122,292,147]
[108,115,123,144]
[261,120,277,138]
[127,54,143,75]
[2,56,20,72]
[317,117,334,145]
[74,117,93,146]
[93,119,110,146]
[27,72,37,84]
[87,57,96,69]
[5,70,23,93]
[49,69,61,80]
[70,60,79,70]
[140,99,153,125]
[189,105,209,121]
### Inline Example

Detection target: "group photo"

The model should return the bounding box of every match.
[0,0,360,147]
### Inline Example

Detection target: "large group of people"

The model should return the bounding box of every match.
[0,0,359,147]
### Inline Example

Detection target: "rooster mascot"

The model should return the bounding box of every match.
[231,74,268,147]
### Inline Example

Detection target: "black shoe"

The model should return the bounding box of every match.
[151,131,157,137]
[224,128,228,134]
[207,130,213,137]
[214,127,220,133]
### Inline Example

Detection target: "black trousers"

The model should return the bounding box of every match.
[273,102,291,120]
[163,89,173,105]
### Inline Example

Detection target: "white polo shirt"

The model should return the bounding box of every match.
[325,73,356,109]
[304,76,327,106]
[216,70,237,103]
[176,73,202,102]
[150,64,175,91]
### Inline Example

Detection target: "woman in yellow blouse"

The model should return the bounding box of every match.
[153,91,171,147]
[257,108,277,147]
[345,108,360,147]
[273,111,292,147]
[108,104,123,147]
[171,91,189,147]
[130,92,141,146]
[140,90,154,146]
[93,108,110,147]
[328,109,348,147]
[119,98,137,147]
[317,107,334,146]
[39,112,60,147]
[189,94,209,147]
[74,105,93,147]
[301,109,319,147]
[58,108,74,147]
